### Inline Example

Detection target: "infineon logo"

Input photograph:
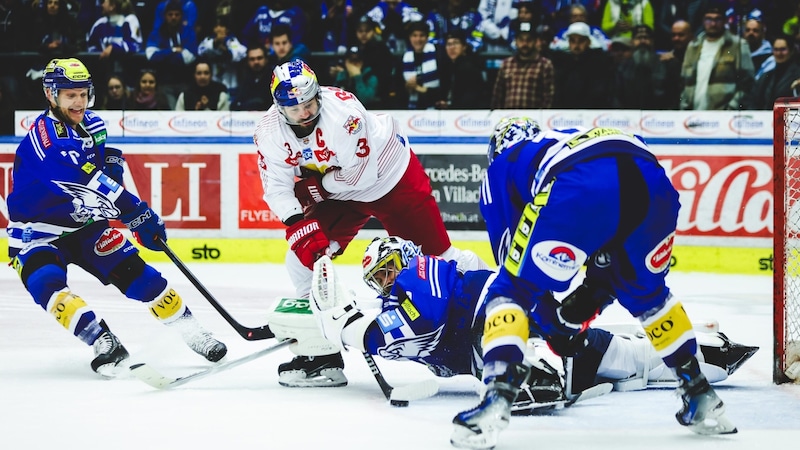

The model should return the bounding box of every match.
[119,115,160,134]
[218,116,258,134]
[454,114,493,134]
[683,116,720,135]
[19,113,38,132]
[729,115,765,136]
[546,114,585,129]
[593,114,634,131]
[407,115,446,133]
[640,115,676,135]
[169,116,210,134]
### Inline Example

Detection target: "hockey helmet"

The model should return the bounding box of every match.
[362,236,422,296]
[270,59,321,124]
[42,58,95,107]
[488,116,541,164]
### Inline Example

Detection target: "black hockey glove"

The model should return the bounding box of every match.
[103,147,125,185]
[119,201,166,251]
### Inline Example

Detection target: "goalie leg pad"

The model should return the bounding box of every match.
[266,297,339,356]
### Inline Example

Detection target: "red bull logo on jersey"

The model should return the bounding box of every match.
[646,232,674,273]
[94,228,126,256]
[531,240,587,282]
[343,115,362,135]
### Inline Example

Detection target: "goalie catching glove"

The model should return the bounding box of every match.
[309,256,374,352]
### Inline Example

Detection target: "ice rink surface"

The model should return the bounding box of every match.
[1,261,798,450]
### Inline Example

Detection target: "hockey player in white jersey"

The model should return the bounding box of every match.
[6,58,227,376]
[253,59,489,388]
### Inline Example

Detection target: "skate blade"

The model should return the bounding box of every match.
[686,408,738,435]
[95,359,131,379]
[450,423,499,450]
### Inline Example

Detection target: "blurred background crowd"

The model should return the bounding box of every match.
[1,0,799,135]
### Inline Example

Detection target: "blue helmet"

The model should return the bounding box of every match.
[488,117,541,164]
[270,59,321,124]
[42,58,95,107]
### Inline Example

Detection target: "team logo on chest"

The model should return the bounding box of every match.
[52,181,120,222]
[343,115,362,135]
[377,325,444,360]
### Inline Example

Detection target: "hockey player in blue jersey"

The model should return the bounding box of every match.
[446,117,737,448]
[6,58,227,376]
[268,236,757,415]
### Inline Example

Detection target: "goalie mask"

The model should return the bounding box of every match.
[42,58,95,107]
[270,59,322,125]
[488,116,541,164]
[362,237,422,296]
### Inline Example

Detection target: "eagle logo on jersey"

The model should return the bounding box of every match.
[377,325,444,361]
[52,180,121,223]
[343,115,362,135]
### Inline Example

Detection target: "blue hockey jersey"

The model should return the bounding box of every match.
[364,255,493,378]
[6,110,139,252]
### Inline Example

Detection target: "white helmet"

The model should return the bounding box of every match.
[270,59,322,125]
[362,236,422,295]
[487,116,541,164]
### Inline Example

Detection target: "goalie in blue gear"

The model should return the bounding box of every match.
[447,117,740,448]
[6,58,227,377]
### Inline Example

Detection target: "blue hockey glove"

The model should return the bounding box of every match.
[119,201,166,251]
[103,147,125,185]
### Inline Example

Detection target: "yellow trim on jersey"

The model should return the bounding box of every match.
[504,180,553,276]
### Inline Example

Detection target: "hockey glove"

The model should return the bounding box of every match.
[294,173,330,208]
[286,218,330,269]
[103,147,125,185]
[531,292,588,357]
[119,201,167,251]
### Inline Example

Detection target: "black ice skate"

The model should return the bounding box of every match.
[91,320,130,377]
[451,363,530,449]
[168,312,227,362]
[674,357,738,435]
[278,353,347,387]
[511,359,567,415]
[699,332,759,376]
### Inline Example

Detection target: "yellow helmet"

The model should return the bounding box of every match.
[42,58,95,107]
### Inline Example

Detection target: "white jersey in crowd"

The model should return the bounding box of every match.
[254,87,412,223]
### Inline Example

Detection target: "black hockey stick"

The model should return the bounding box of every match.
[156,237,274,341]
[362,351,439,406]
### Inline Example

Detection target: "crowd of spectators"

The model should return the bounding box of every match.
[0,0,799,133]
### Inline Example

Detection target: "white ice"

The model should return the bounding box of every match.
[1,262,798,450]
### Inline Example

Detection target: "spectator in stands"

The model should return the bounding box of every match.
[365,0,423,54]
[601,0,655,41]
[401,20,440,110]
[175,59,229,111]
[478,0,514,53]
[309,0,353,53]
[608,35,633,66]
[130,68,171,110]
[241,0,307,48]
[332,45,380,108]
[744,36,800,110]
[550,0,605,31]
[151,0,196,36]
[725,0,764,36]
[87,0,143,81]
[31,0,83,57]
[660,19,692,109]
[197,15,246,97]
[491,21,554,109]
[99,74,132,109]
[145,0,197,109]
[0,78,14,136]
[784,1,800,38]
[231,45,273,111]
[271,23,310,66]
[353,15,404,109]
[657,0,707,46]
[436,29,488,109]
[742,18,772,77]
[679,2,754,110]
[426,0,484,53]
[551,21,614,108]
[550,4,609,52]
[612,24,668,109]
[508,1,544,47]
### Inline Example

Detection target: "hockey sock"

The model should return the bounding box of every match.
[638,294,697,369]
[46,288,102,344]
[146,287,187,324]
[482,299,528,380]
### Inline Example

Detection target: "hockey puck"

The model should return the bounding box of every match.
[390,399,409,407]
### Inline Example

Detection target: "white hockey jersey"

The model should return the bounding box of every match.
[254,87,412,223]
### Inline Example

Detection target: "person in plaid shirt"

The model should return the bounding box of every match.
[490,21,554,109]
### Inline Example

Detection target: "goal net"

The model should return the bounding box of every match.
[774,98,800,384]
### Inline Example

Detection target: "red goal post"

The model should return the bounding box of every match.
[774,98,800,384]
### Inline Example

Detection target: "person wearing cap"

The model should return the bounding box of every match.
[613,24,669,109]
[550,20,614,108]
[550,4,610,52]
[491,21,554,109]
[679,1,754,110]
[601,0,655,40]
[332,46,380,107]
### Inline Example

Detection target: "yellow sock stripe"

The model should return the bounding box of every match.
[503,181,552,277]
[147,288,186,322]
[641,296,696,356]
[482,302,529,354]
[46,289,89,334]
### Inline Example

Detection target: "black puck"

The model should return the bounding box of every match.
[390,399,409,407]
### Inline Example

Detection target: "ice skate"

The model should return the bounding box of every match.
[674,357,737,435]
[451,363,529,449]
[278,353,347,387]
[168,312,227,363]
[91,320,130,377]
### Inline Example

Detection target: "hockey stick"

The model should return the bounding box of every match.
[156,237,274,341]
[130,338,296,389]
[362,351,439,406]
